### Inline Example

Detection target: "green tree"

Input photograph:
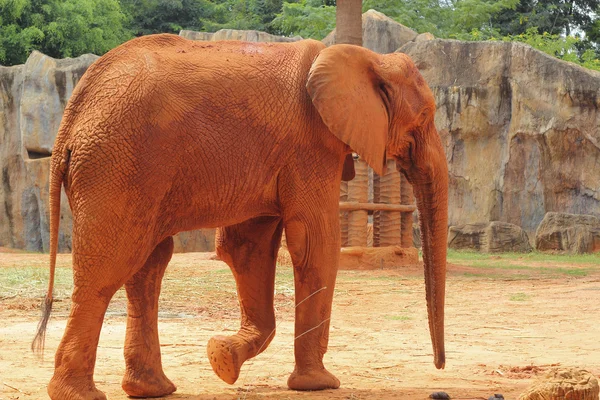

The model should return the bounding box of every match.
[121,0,209,35]
[0,0,44,65]
[272,0,519,40]
[0,0,131,65]
[492,0,600,36]
[271,0,335,39]
[121,0,284,36]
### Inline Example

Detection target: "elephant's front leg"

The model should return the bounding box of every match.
[285,210,341,390]
[207,216,284,385]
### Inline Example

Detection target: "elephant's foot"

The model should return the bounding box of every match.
[48,372,106,400]
[287,366,340,391]
[207,335,243,384]
[121,368,176,398]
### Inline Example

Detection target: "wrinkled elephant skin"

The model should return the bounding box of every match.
[32,34,448,400]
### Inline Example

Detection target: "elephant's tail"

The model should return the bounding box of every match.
[31,144,71,356]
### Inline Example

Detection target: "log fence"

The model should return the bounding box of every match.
[339,157,415,248]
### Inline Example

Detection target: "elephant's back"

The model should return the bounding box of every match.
[58,34,326,204]
[62,34,325,140]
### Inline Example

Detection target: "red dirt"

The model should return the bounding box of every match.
[1,252,599,400]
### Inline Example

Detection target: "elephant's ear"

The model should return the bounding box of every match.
[307,45,389,176]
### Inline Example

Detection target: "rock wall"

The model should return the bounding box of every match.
[0,51,96,252]
[0,51,215,253]
[323,9,425,53]
[2,11,600,253]
[399,40,600,241]
[180,28,302,43]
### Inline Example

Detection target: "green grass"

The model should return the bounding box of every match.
[509,292,531,301]
[385,315,412,321]
[446,249,598,278]
[447,249,600,264]
[0,266,73,299]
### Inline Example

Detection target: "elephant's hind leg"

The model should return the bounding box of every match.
[48,253,127,400]
[207,216,283,385]
[121,237,176,398]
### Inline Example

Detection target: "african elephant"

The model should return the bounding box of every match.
[33,34,448,400]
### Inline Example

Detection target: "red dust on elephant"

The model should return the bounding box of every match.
[31,34,448,400]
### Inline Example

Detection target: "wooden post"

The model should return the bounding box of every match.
[347,158,368,246]
[340,181,349,247]
[372,171,380,247]
[400,173,415,248]
[377,159,401,246]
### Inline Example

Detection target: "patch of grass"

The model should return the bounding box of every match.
[447,249,596,278]
[385,315,412,321]
[509,292,531,301]
[212,268,233,274]
[447,249,600,265]
[0,266,73,299]
[462,271,500,279]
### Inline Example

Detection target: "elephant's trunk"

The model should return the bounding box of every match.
[408,123,448,369]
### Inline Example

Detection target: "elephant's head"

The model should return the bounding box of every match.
[307,45,448,369]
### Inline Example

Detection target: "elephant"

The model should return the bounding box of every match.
[32,33,448,400]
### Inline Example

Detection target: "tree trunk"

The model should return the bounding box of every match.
[335,0,362,46]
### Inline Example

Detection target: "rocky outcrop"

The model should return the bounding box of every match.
[413,223,422,248]
[447,222,532,253]
[0,51,96,252]
[0,51,215,253]
[180,29,302,43]
[518,367,599,400]
[399,40,600,242]
[535,212,600,253]
[4,12,600,254]
[323,9,423,53]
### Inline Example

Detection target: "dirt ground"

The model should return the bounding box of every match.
[1,250,599,400]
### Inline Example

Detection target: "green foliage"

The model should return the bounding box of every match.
[509,292,531,301]
[121,0,273,36]
[2,0,600,72]
[362,0,444,36]
[0,0,131,65]
[271,0,520,41]
[492,0,600,37]
[444,0,520,35]
[271,0,335,39]
[458,27,600,71]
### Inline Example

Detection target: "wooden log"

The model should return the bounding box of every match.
[347,159,369,246]
[400,174,415,248]
[373,170,381,247]
[339,202,416,212]
[378,159,401,247]
[339,180,349,247]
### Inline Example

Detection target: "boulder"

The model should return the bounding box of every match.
[4,12,600,254]
[322,9,421,53]
[413,223,422,248]
[180,29,302,43]
[415,32,435,42]
[0,52,215,253]
[518,367,599,400]
[173,229,217,253]
[399,40,600,241]
[535,212,600,254]
[0,51,94,252]
[447,222,532,253]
